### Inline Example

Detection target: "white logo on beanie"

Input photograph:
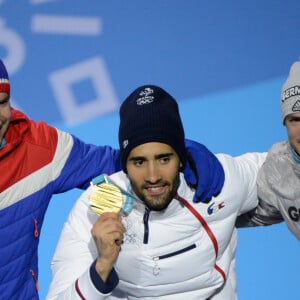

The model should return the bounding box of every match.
[281,86,300,102]
[137,87,154,105]
[281,62,300,123]
[122,139,129,149]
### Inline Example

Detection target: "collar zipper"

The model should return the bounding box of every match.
[143,207,150,244]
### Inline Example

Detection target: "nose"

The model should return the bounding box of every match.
[144,162,162,183]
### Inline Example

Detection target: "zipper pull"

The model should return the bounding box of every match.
[33,218,39,238]
[153,256,160,276]
[30,269,39,291]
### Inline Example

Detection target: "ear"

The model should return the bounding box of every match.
[179,161,184,172]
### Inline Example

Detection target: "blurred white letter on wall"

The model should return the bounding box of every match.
[49,57,118,125]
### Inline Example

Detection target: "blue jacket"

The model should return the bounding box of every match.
[0,109,120,299]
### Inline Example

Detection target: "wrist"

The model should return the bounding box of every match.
[90,260,119,294]
[95,257,114,282]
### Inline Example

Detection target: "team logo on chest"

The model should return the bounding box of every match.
[207,201,225,215]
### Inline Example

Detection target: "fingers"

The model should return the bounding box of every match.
[91,212,125,257]
[92,213,125,282]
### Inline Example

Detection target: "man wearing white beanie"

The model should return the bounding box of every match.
[237,61,300,240]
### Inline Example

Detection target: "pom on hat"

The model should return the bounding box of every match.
[281,61,300,124]
[118,85,186,172]
[0,59,10,96]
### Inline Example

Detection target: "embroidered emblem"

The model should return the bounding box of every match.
[123,139,129,149]
[282,86,300,102]
[207,201,225,215]
[136,87,154,105]
[122,218,137,244]
[292,99,300,112]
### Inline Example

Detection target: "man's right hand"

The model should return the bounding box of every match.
[91,212,125,282]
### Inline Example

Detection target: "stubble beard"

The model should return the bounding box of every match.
[135,174,180,212]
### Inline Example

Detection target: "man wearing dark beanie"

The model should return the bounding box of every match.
[47,85,267,300]
[0,59,225,300]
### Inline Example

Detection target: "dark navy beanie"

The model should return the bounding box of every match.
[118,85,186,172]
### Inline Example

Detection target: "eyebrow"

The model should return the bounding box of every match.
[129,152,174,161]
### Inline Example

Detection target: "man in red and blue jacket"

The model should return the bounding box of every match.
[0,59,224,299]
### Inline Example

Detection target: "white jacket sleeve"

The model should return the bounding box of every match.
[235,152,267,214]
[217,152,267,215]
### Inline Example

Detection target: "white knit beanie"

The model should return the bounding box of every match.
[281,61,300,124]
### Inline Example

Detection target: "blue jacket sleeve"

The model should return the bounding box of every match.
[53,133,121,192]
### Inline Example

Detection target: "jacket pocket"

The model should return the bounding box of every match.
[152,244,196,276]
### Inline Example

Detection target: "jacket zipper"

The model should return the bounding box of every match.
[143,208,150,244]
[152,244,196,276]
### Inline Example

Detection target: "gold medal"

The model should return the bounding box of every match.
[90,174,136,215]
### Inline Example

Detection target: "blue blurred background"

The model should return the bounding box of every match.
[1,1,299,299]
